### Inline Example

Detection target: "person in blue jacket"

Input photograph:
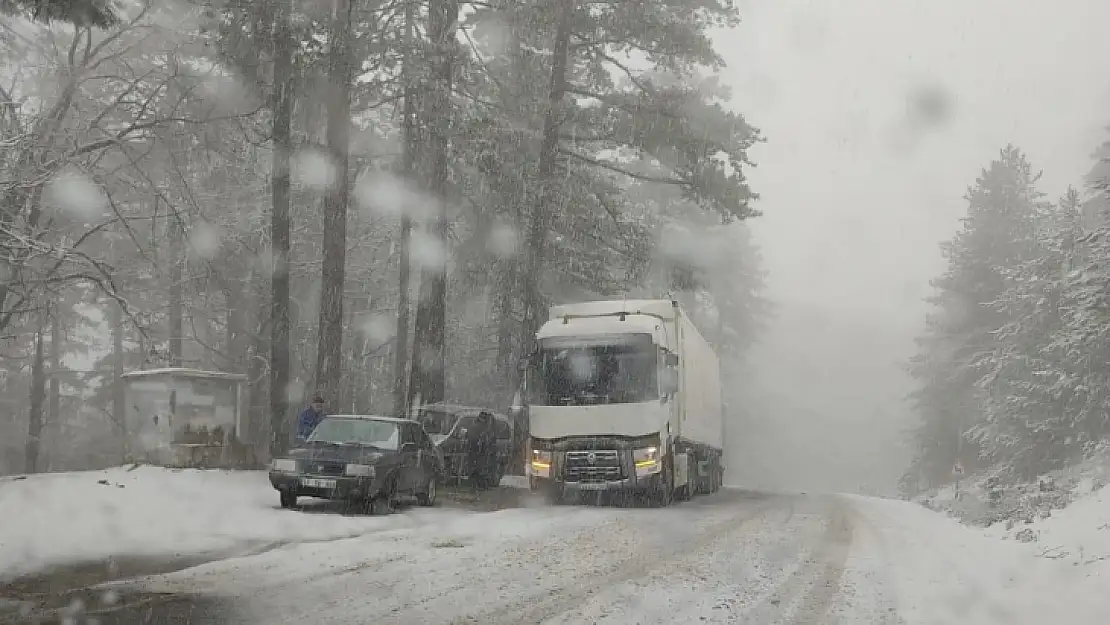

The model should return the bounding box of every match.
[295,394,327,443]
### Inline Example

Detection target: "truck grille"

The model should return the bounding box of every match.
[564,450,623,483]
[304,460,346,477]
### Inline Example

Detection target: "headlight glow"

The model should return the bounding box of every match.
[530,449,552,476]
[633,446,661,473]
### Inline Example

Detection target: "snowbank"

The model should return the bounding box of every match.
[0,466,465,581]
[849,495,1106,624]
[917,452,1110,527]
[988,480,1110,569]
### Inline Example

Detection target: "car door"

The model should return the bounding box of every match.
[453,415,478,477]
[398,423,421,493]
[416,426,441,481]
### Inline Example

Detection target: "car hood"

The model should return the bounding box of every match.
[288,443,388,464]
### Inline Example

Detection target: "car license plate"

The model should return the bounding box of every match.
[301,478,336,489]
[578,483,606,491]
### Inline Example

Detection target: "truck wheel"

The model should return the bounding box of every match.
[545,484,565,505]
[676,455,694,501]
[696,456,712,494]
[649,461,674,508]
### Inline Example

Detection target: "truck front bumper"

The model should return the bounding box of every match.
[530,471,664,494]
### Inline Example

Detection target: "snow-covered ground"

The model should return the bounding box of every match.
[0,465,474,582]
[995,482,1110,564]
[850,495,1108,624]
[7,466,1110,623]
[98,491,1109,624]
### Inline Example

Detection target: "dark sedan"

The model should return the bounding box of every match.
[268,415,441,514]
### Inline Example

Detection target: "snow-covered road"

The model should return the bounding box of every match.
[5,467,1104,624]
[85,490,894,625]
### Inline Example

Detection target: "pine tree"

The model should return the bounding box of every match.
[971,188,1082,480]
[906,145,1046,488]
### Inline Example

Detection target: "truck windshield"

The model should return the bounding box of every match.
[530,335,658,406]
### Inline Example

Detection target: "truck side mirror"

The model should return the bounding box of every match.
[660,368,679,395]
[517,357,530,372]
[665,353,679,367]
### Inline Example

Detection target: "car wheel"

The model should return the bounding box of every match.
[417,475,437,506]
[369,477,397,515]
[279,491,297,509]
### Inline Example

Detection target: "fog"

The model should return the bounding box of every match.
[719,0,1110,495]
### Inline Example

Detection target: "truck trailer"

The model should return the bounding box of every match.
[521,299,725,506]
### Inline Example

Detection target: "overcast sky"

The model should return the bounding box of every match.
[717,0,1110,493]
[729,0,1110,318]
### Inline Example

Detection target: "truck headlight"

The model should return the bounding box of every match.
[530,449,552,477]
[271,458,297,473]
[345,463,375,477]
[633,446,661,475]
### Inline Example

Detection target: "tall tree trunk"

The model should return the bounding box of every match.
[111,300,126,459]
[269,0,294,458]
[25,315,46,473]
[315,0,354,402]
[517,0,574,354]
[495,263,517,373]
[48,307,60,428]
[391,0,417,417]
[168,202,184,366]
[408,0,458,409]
[496,5,529,402]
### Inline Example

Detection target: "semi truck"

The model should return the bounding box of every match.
[520,299,725,506]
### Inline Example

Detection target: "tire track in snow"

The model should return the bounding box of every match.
[724,496,851,625]
[448,494,785,625]
[781,500,853,625]
[833,500,906,625]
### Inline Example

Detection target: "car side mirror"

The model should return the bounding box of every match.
[401,442,418,453]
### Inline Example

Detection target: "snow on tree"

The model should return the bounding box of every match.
[905,145,1047,489]
[971,188,1083,481]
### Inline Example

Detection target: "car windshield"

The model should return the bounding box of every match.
[306,418,399,450]
[417,409,459,436]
